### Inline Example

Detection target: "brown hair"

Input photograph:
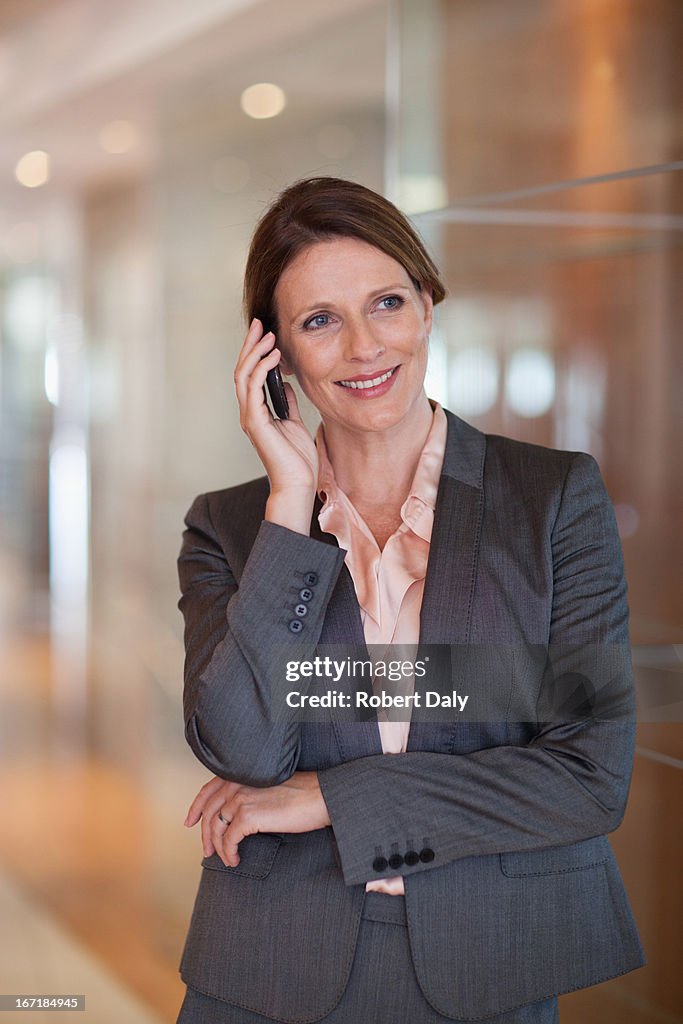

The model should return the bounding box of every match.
[242,176,446,334]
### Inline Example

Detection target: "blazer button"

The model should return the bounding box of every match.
[388,853,404,869]
[303,572,319,586]
[299,588,314,602]
[372,856,388,872]
[404,850,420,866]
[288,619,304,634]
[419,847,435,863]
[294,603,308,617]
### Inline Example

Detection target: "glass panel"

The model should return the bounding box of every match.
[395,1,682,653]
[394,0,682,209]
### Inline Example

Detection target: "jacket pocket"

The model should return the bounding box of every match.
[500,835,610,877]
[201,832,282,879]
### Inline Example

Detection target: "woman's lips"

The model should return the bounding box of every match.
[334,365,400,398]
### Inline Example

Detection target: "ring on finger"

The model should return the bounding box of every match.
[218,810,229,825]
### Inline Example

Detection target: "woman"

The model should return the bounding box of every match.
[175,177,645,1023]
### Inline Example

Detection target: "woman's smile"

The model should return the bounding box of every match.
[334,364,401,396]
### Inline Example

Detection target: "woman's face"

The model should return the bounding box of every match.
[273,237,433,435]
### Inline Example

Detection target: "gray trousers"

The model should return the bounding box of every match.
[176,892,559,1023]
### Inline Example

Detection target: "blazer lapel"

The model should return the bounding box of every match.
[418,475,484,642]
[408,409,486,750]
[419,409,486,643]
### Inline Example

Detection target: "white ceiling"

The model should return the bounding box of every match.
[0,0,386,215]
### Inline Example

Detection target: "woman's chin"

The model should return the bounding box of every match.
[328,395,425,434]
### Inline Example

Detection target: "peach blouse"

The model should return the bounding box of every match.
[315,402,448,894]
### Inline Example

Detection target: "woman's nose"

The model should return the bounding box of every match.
[342,323,386,362]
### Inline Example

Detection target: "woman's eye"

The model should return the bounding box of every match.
[303,297,403,330]
[304,313,331,330]
[377,295,403,311]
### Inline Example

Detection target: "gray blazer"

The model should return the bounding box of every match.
[177,408,645,1022]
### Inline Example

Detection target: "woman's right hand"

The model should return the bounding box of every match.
[234,319,319,532]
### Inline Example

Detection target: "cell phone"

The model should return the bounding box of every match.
[261,320,289,420]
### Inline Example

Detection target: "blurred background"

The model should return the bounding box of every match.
[0,0,681,1021]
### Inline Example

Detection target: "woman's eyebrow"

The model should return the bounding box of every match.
[291,283,411,321]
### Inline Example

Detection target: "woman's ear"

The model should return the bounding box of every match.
[277,348,294,376]
[420,286,434,335]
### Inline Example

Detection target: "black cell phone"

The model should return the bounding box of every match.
[261,320,289,420]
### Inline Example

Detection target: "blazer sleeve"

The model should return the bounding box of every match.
[178,491,346,786]
[317,452,637,886]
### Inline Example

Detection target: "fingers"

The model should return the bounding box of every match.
[236,316,265,367]
[245,345,282,428]
[209,805,242,867]
[220,827,242,868]
[183,777,242,861]
[204,792,235,857]
[235,330,274,407]
[233,317,267,404]
[201,784,238,854]
[184,775,226,827]
[234,319,279,429]
[209,795,250,868]
[209,806,231,860]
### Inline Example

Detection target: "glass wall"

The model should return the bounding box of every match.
[393,2,682,1020]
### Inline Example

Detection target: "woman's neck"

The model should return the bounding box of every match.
[321,393,435,508]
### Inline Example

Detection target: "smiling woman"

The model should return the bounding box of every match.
[273,236,434,441]
[175,176,644,1023]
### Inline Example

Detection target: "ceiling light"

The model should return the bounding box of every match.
[240,83,286,120]
[15,150,50,188]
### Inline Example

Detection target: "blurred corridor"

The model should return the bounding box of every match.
[0,1,681,1021]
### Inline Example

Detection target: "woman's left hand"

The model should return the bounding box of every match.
[183,772,332,867]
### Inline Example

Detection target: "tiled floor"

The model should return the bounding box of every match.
[0,868,165,1024]
[0,628,207,1024]
[0,748,201,1023]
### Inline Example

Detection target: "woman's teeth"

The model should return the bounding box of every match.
[337,367,396,389]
